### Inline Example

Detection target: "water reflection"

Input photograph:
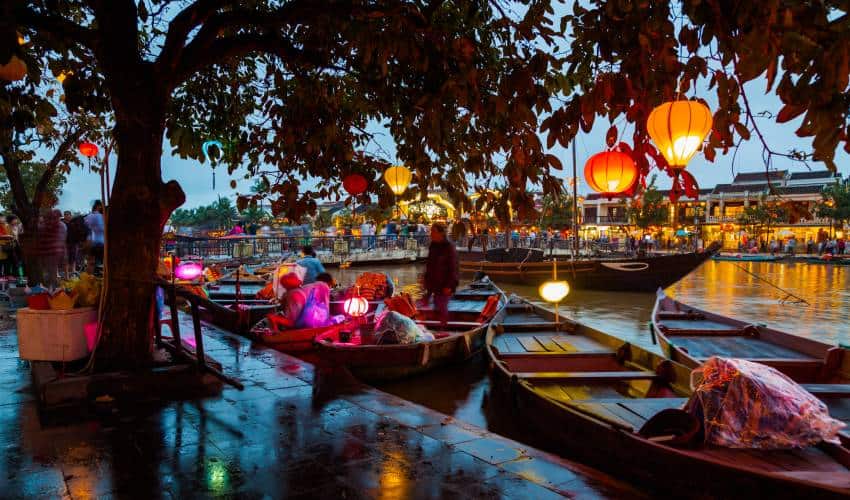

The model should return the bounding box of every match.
[372,259,850,431]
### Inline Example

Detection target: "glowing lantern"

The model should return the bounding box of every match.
[78,141,99,158]
[175,262,203,281]
[584,151,638,198]
[0,55,27,81]
[202,140,224,162]
[343,174,368,196]
[646,100,713,169]
[539,280,569,303]
[17,33,26,45]
[538,261,570,325]
[344,296,369,317]
[383,165,412,195]
[57,71,72,84]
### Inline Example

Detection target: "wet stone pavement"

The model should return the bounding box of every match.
[0,319,641,499]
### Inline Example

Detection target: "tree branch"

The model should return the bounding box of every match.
[18,7,96,50]
[32,128,84,212]
[0,152,33,227]
[157,0,235,73]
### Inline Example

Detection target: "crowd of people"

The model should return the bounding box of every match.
[0,201,105,288]
[739,229,847,256]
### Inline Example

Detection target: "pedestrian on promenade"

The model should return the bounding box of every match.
[35,209,66,288]
[84,201,105,274]
[423,223,458,328]
[297,245,325,284]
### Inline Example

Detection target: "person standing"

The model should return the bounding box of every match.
[423,223,458,328]
[85,200,105,274]
[35,209,66,287]
[296,245,326,284]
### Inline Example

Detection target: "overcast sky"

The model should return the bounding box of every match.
[57,55,850,214]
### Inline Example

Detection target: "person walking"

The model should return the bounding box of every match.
[85,201,105,274]
[423,223,458,328]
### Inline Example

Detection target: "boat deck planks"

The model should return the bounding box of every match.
[503,311,550,324]
[669,335,816,360]
[660,318,740,331]
[497,332,611,354]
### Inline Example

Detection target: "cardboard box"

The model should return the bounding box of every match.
[17,307,97,361]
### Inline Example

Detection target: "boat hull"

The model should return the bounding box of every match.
[461,244,719,292]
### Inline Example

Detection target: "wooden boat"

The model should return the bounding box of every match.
[486,297,850,497]
[652,290,849,383]
[713,253,784,262]
[312,281,506,382]
[798,255,850,266]
[460,242,720,292]
[249,316,364,352]
[194,294,276,335]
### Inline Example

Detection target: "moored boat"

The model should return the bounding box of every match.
[713,253,784,262]
[486,297,850,497]
[652,290,849,383]
[460,242,720,292]
[249,315,364,352]
[312,281,506,382]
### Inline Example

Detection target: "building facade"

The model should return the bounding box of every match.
[581,169,843,249]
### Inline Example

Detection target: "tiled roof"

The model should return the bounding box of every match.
[712,183,781,194]
[788,170,839,181]
[776,184,827,195]
[732,170,787,183]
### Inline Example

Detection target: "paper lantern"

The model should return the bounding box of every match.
[539,280,569,304]
[202,140,223,162]
[0,55,27,81]
[78,141,99,158]
[383,165,412,195]
[647,100,713,168]
[584,151,638,198]
[175,262,203,280]
[344,296,369,317]
[343,174,368,196]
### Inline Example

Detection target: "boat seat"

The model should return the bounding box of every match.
[802,384,850,397]
[416,320,481,329]
[657,311,705,320]
[515,370,658,382]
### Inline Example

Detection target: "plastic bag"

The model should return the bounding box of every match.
[373,311,434,345]
[686,357,845,449]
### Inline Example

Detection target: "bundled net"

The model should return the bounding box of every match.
[686,357,845,449]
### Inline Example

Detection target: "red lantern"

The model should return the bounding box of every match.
[343,174,368,196]
[78,141,99,158]
[584,151,638,198]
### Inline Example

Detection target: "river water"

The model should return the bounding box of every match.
[333,259,849,478]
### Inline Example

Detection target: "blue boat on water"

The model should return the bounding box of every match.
[712,253,784,262]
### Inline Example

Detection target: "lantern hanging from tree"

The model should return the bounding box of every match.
[202,140,224,189]
[383,165,412,195]
[78,141,99,158]
[0,55,27,81]
[646,100,713,169]
[343,174,368,196]
[584,150,638,198]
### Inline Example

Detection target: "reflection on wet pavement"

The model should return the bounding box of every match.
[0,321,640,498]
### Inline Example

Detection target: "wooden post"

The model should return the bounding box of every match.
[190,302,205,369]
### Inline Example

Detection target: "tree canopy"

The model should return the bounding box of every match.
[817,180,850,229]
[628,176,669,231]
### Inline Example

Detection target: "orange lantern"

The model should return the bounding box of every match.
[584,151,638,198]
[0,55,27,81]
[79,141,99,158]
[646,100,713,169]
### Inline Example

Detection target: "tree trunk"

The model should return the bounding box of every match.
[95,96,185,370]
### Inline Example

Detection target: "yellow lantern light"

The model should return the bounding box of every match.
[539,280,569,303]
[343,296,369,318]
[538,260,570,326]
[383,165,412,196]
[646,100,713,169]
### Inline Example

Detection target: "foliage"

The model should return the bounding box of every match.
[169,197,239,229]
[737,195,785,239]
[543,1,850,197]
[0,161,67,212]
[538,193,575,229]
[628,177,669,230]
[817,181,850,227]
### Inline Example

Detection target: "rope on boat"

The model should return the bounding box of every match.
[730,262,809,306]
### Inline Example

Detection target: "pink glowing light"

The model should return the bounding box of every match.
[175,262,203,280]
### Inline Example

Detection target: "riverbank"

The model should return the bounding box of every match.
[0,316,640,498]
